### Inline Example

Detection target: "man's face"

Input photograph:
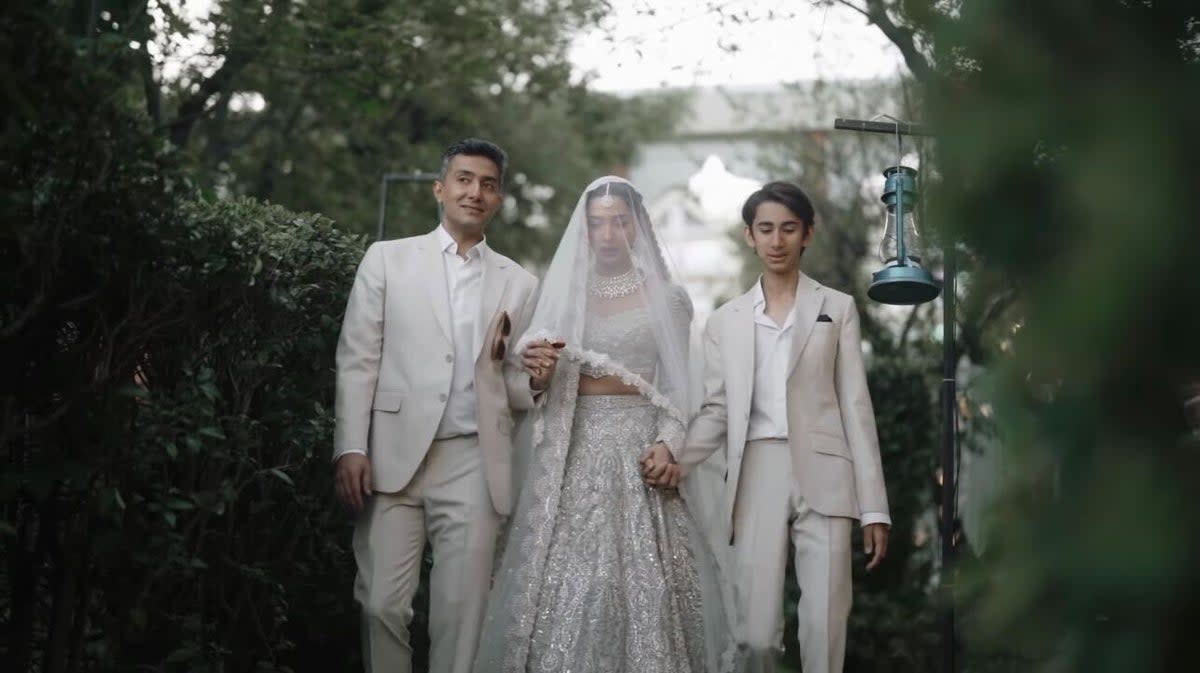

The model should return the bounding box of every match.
[433,154,503,236]
[743,200,813,275]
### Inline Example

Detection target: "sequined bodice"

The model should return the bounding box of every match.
[579,306,657,381]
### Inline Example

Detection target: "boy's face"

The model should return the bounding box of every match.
[743,200,813,275]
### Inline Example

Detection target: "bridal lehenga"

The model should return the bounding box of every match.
[472,177,736,673]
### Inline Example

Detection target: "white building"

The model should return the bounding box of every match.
[631,80,906,328]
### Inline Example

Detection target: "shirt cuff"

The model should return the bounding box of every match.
[860,511,891,527]
[333,448,367,464]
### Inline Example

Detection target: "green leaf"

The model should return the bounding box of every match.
[116,384,150,398]
[269,468,294,486]
[198,426,226,440]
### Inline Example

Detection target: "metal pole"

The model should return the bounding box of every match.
[376,174,389,241]
[376,172,441,241]
[834,116,956,672]
[834,117,933,137]
[941,238,957,673]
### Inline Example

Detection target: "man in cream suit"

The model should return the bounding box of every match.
[669,181,891,673]
[333,139,548,673]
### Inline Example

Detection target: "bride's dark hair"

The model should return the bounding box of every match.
[584,181,672,281]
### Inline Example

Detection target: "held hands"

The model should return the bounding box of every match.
[639,441,681,490]
[335,453,372,512]
[863,523,890,571]
[523,339,563,391]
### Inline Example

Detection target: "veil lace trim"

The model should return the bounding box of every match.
[515,327,688,447]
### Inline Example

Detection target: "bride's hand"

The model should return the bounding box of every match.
[523,340,562,390]
[640,442,680,489]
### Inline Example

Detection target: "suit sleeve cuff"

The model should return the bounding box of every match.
[530,382,550,408]
[860,512,891,527]
[333,448,367,464]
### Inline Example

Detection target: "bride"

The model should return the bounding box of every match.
[472,176,735,673]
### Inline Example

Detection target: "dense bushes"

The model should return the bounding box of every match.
[4,189,368,670]
[2,6,365,670]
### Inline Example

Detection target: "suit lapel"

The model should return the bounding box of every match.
[787,273,825,376]
[728,290,757,412]
[475,251,510,363]
[420,232,453,343]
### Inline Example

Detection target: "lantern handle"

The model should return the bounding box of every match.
[871,113,909,169]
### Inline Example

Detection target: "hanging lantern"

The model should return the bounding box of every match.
[868,165,940,305]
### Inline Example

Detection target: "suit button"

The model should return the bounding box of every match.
[439,393,448,402]
[445,354,453,363]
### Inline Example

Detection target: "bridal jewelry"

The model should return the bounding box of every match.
[589,266,644,299]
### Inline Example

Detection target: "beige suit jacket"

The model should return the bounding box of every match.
[334,230,539,515]
[679,273,890,538]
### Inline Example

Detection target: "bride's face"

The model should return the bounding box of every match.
[586,194,637,270]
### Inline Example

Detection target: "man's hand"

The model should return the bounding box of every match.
[639,442,681,489]
[523,340,562,391]
[863,523,890,571]
[335,453,372,512]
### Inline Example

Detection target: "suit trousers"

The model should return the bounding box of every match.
[353,435,500,673]
[732,439,853,673]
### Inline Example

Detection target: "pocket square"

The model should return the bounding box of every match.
[816,314,833,323]
[486,310,512,361]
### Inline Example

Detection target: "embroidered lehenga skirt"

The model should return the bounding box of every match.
[520,394,709,672]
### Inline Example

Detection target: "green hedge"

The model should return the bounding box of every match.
[3,194,369,671]
[2,7,366,670]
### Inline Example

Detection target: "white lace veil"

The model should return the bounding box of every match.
[514,175,693,425]
[476,176,738,672]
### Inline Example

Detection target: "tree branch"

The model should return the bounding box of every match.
[167,48,252,149]
[832,0,871,21]
[857,0,936,85]
[253,85,309,201]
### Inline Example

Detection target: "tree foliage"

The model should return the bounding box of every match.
[2,10,370,669]
[821,0,1200,670]
[140,0,680,257]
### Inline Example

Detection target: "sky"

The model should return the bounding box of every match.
[152,1,906,93]
[568,0,907,92]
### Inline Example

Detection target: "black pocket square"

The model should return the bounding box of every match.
[816,314,833,323]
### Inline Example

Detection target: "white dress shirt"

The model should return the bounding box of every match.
[746,278,891,527]
[434,224,483,439]
[747,281,795,442]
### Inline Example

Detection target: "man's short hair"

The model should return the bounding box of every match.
[440,138,508,187]
[741,181,816,230]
